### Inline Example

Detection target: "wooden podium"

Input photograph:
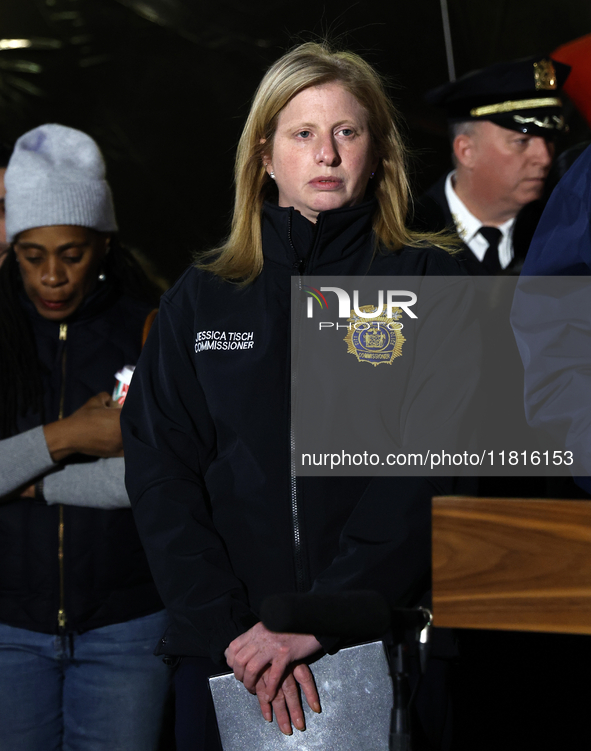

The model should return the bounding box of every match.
[432,496,591,635]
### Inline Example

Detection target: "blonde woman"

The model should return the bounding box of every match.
[122,42,465,751]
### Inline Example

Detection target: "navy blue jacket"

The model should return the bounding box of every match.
[511,144,591,492]
[122,200,469,665]
[0,285,163,634]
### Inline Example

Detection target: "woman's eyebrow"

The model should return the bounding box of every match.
[285,118,361,129]
[15,242,46,250]
[57,242,88,251]
[282,120,317,129]
[15,241,88,251]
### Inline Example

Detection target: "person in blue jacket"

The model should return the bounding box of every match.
[121,41,476,751]
[0,124,170,750]
[511,142,591,494]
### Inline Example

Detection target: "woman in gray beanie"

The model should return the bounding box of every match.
[0,124,170,750]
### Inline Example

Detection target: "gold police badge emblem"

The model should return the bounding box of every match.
[343,305,406,367]
[533,59,557,90]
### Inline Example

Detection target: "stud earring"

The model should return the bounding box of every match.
[269,171,275,180]
[370,172,375,179]
[98,271,106,282]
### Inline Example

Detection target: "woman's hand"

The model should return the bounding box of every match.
[253,662,320,734]
[43,392,124,462]
[224,622,321,734]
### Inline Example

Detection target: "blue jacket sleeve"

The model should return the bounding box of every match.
[519,145,591,277]
[121,296,257,664]
[511,144,591,492]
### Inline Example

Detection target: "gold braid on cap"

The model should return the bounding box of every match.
[470,97,562,117]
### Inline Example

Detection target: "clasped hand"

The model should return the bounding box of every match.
[19,393,123,499]
[224,622,322,735]
[44,392,124,462]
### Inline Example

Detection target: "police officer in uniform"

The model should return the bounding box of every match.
[414,56,570,275]
[413,57,572,491]
[414,58,586,751]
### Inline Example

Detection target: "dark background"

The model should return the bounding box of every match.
[1,0,590,283]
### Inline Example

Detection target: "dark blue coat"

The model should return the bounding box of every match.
[511,144,591,492]
[0,285,163,634]
[122,200,472,665]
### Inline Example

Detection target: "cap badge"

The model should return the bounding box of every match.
[534,59,557,91]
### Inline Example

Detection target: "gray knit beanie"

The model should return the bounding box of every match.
[5,123,118,242]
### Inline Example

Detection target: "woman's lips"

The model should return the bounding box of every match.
[309,177,343,190]
[38,297,72,311]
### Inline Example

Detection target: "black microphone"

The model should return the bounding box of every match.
[260,591,428,640]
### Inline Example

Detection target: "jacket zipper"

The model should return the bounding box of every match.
[288,213,329,592]
[288,213,307,592]
[290,287,306,592]
[57,322,67,631]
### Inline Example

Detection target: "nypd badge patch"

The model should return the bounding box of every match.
[343,305,406,366]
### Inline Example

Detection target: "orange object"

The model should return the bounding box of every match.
[142,307,158,347]
[553,33,591,127]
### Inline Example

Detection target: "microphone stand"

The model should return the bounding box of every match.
[390,641,411,751]
[387,607,432,751]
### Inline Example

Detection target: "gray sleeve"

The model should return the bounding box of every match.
[0,426,56,496]
[44,457,131,508]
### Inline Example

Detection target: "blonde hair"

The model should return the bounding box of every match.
[198,41,455,284]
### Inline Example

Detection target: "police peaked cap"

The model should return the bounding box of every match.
[426,56,571,136]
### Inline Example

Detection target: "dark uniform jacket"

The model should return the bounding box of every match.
[414,173,550,503]
[121,199,473,666]
[413,172,545,275]
[0,285,163,635]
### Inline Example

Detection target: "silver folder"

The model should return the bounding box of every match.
[209,640,393,751]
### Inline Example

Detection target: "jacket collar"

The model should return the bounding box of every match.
[262,198,378,274]
[19,280,119,335]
